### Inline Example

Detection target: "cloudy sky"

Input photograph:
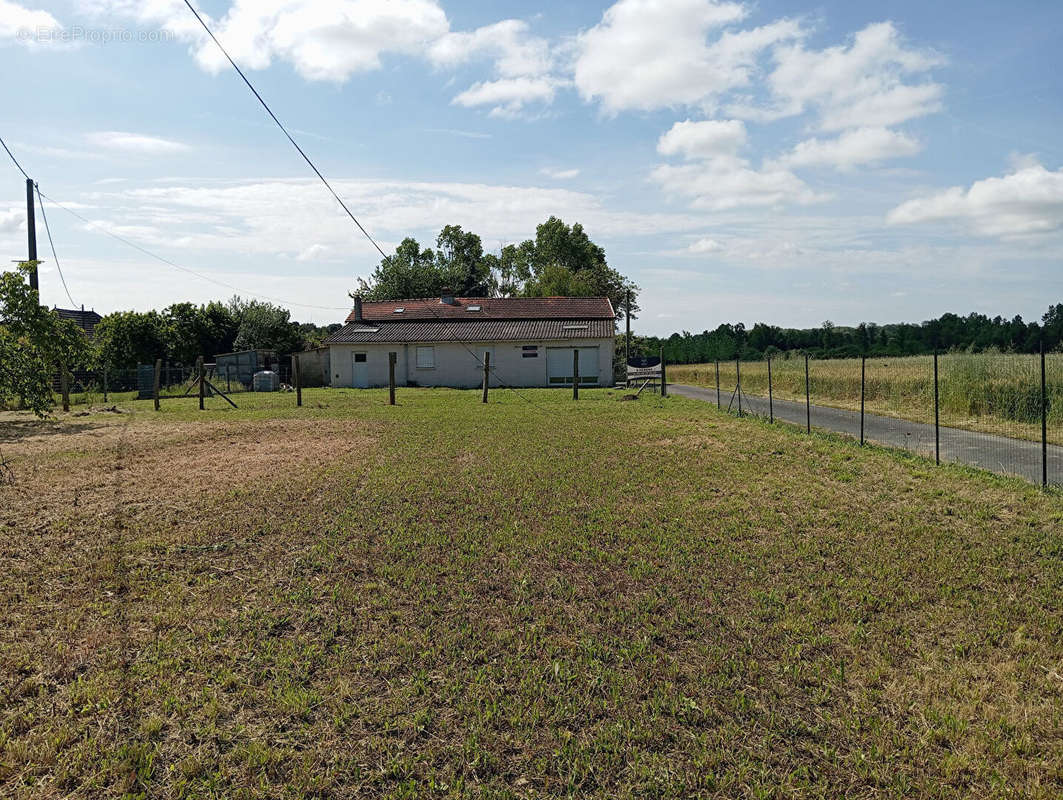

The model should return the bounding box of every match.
[1,0,1061,334]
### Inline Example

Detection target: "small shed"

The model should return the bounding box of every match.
[215,350,278,387]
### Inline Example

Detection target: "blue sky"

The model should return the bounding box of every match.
[1,0,1061,335]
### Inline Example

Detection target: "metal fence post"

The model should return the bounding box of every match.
[295,354,303,407]
[933,351,940,465]
[573,349,579,401]
[736,358,742,417]
[804,353,810,434]
[481,351,489,404]
[60,365,70,412]
[1042,343,1048,488]
[860,355,866,445]
[198,356,205,411]
[660,347,667,397]
[767,355,773,423]
[153,358,161,411]
[103,365,108,403]
[715,360,720,409]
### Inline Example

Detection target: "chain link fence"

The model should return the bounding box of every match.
[670,351,1062,488]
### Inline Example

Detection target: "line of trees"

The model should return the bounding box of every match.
[94,297,341,370]
[641,305,1063,364]
[357,217,638,320]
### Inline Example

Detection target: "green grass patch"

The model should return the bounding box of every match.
[1,388,1061,798]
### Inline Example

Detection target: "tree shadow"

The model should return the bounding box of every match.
[0,416,115,445]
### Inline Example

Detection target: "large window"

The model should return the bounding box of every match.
[416,346,435,369]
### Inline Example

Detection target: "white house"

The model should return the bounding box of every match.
[323,293,616,389]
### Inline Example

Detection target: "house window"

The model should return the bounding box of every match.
[416,346,435,369]
[354,353,367,363]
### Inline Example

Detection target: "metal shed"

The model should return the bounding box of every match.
[214,350,278,387]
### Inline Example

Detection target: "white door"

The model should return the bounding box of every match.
[546,347,599,386]
[352,351,369,388]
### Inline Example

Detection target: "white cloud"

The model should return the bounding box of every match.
[775,127,921,171]
[688,237,723,253]
[0,207,24,234]
[652,119,824,210]
[296,243,329,261]
[453,77,561,118]
[733,21,944,131]
[86,131,191,154]
[79,178,705,263]
[429,19,551,78]
[540,167,581,180]
[90,0,450,81]
[0,0,62,44]
[574,0,801,113]
[431,19,563,116]
[887,161,1063,238]
[652,161,825,210]
[657,119,747,159]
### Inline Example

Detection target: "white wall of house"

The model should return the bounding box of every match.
[328,338,615,389]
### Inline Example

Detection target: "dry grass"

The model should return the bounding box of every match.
[1,389,1061,799]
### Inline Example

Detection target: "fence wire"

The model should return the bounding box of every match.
[671,352,1061,488]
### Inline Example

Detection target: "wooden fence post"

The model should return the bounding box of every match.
[153,359,161,411]
[295,354,303,407]
[103,365,109,403]
[388,352,397,406]
[481,351,490,404]
[197,356,205,411]
[60,364,70,412]
[572,349,579,401]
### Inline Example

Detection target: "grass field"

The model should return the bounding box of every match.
[670,352,1063,445]
[2,389,1062,798]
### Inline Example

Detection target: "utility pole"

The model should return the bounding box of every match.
[26,178,38,291]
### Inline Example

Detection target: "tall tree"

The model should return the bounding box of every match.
[229,297,304,353]
[505,217,637,321]
[0,264,90,416]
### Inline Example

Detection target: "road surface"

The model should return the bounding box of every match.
[669,383,1062,487]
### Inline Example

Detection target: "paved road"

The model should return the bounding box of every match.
[670,383,1063,487]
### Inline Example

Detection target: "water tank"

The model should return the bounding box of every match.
[252,370,279,392]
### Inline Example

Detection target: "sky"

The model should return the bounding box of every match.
[1,0,1061,336]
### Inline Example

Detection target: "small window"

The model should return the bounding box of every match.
[416,346,435,369]
[354,353,367,363]
[393,307,405,314]
[466,305,482,312]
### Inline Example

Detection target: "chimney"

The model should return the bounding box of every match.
[440,288,455,305]
[352,295,364,323]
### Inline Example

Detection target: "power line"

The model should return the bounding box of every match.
[181,0,390,262]
[0,135,29,180]
[33,185,76,307]
[35,189,351,313]
[176,3,548,407]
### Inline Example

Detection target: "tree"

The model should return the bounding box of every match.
[434,225,497,297]
[229,297,304,353]
[0,264,90,417]
[95,310,169,369]
[163,301,238,363]
[507,217,638,321]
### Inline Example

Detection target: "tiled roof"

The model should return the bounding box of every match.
[324,318,615,345]
[345,296,615,324]
[53,308,102,337]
